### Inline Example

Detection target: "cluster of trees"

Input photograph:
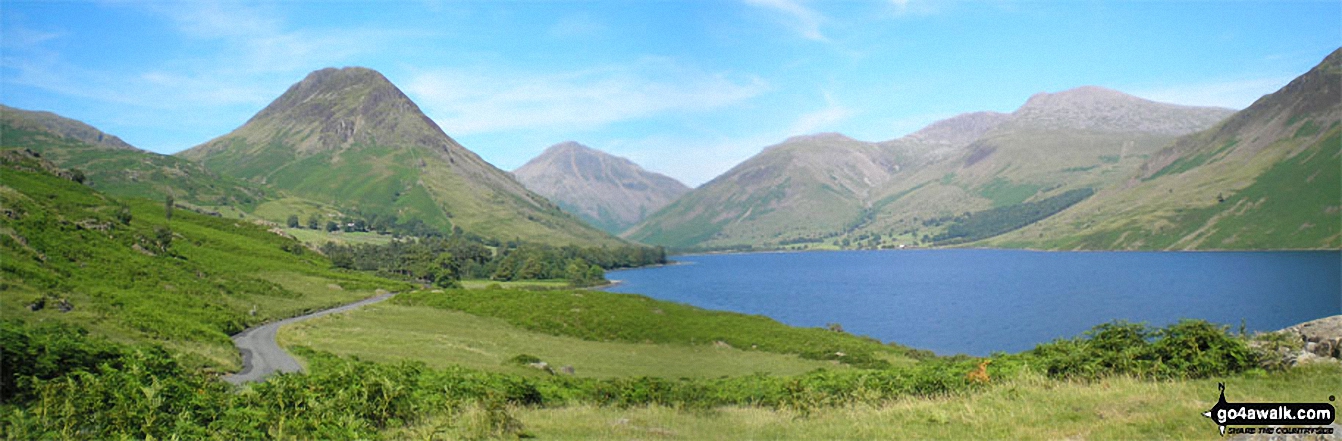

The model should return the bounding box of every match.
[320,236,666,288]
[930,188,1095,244]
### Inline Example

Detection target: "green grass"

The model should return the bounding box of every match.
[458,278,570,290]
[283,226,396,246]
[0,149,408,368]
[392,288,917,369]
[502,364,1341,440]
[280,303,849,378]
[976,178,1042,208]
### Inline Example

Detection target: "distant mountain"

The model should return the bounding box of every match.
[628,87,1235,250]
[624,133,897,248]
[988,48,1342,250]
[513,142,689,234]
[0,105,265,208]
[178,67,621,246]
[1,105,136,150]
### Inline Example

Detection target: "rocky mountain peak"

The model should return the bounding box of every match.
[514,142,689,234]
[1007,85,1235,135]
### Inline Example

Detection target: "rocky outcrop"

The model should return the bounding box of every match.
[1252,315,1342,368]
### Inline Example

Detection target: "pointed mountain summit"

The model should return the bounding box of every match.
[513,142,689,234]
[178,67,620,246]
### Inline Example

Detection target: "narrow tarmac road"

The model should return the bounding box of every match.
[224,292,395,385]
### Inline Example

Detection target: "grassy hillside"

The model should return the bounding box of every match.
[627,89,1232,251]
[0,148,407,368]
[989,48,1342,250]
[0,110,266,211]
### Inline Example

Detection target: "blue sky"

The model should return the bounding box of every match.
[3,1,1338,186]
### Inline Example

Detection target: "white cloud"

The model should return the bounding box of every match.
[743,0,829,42]
[1130,76,1295,110]
[786,92,855,136]
[405,58,768,136]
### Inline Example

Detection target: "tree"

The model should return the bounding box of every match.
[325,221,339,232]
[154,226,173,252]
[286,214,300,228]
[307,213,321,230]
[164,194,174,221]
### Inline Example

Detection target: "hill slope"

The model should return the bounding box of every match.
[513,142,689,234]
[628,90,1232,250]
[0,148,402,368]
[0,105,265,209]
[989,48,1342,250]
[178,67,621,246]
[624,133,897,248]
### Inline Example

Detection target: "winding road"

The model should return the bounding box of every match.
[224,292,395,385]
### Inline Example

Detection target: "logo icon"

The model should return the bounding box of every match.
[1202,382,1335,436]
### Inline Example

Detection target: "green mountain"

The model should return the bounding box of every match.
[513,141,689,234]
[177,67,621,246]
[627,89,1233,250]
[623,133,898,248]
[987,48,1342,250]
[0,105,265,209]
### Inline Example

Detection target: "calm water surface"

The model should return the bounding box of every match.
[604,250,1341,355]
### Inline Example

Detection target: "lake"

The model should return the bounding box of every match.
[603,250,1342,356]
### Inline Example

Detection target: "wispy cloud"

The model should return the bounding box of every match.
[787,92,855,136]
[1130,76,1295,110]
[743,0,829,42]
[405,58,768,136]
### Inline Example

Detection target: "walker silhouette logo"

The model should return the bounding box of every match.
[1202,382,1336,436]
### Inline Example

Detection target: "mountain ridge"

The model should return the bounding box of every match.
[628,85,1238,250]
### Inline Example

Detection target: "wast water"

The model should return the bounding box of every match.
[603,250,1342,355]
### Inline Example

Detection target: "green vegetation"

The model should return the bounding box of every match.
[0,149,404,367]
[6,310,1328,439]
[281,303,847,378]
[933,188,1094,244]
[393,288,922,369]
[976,178,1042,208]
[0,122,265,210]
[319,239,665,287]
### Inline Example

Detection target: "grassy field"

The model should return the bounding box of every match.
[495,364,1340,440]
[391,288,916,369]
[280,303,849,378]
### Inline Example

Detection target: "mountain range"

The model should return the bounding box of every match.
[512,142,689,234]
[177,67,621,246]
[624,85,1238,249]
[3,49,1337,252]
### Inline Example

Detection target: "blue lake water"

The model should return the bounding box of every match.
[603,250,1342,356]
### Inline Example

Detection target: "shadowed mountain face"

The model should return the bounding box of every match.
[178,67,622,246]
[0,105,265,208]
[989,47,1342,250]
[628,87,1238,250]
[513,142,689,234]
